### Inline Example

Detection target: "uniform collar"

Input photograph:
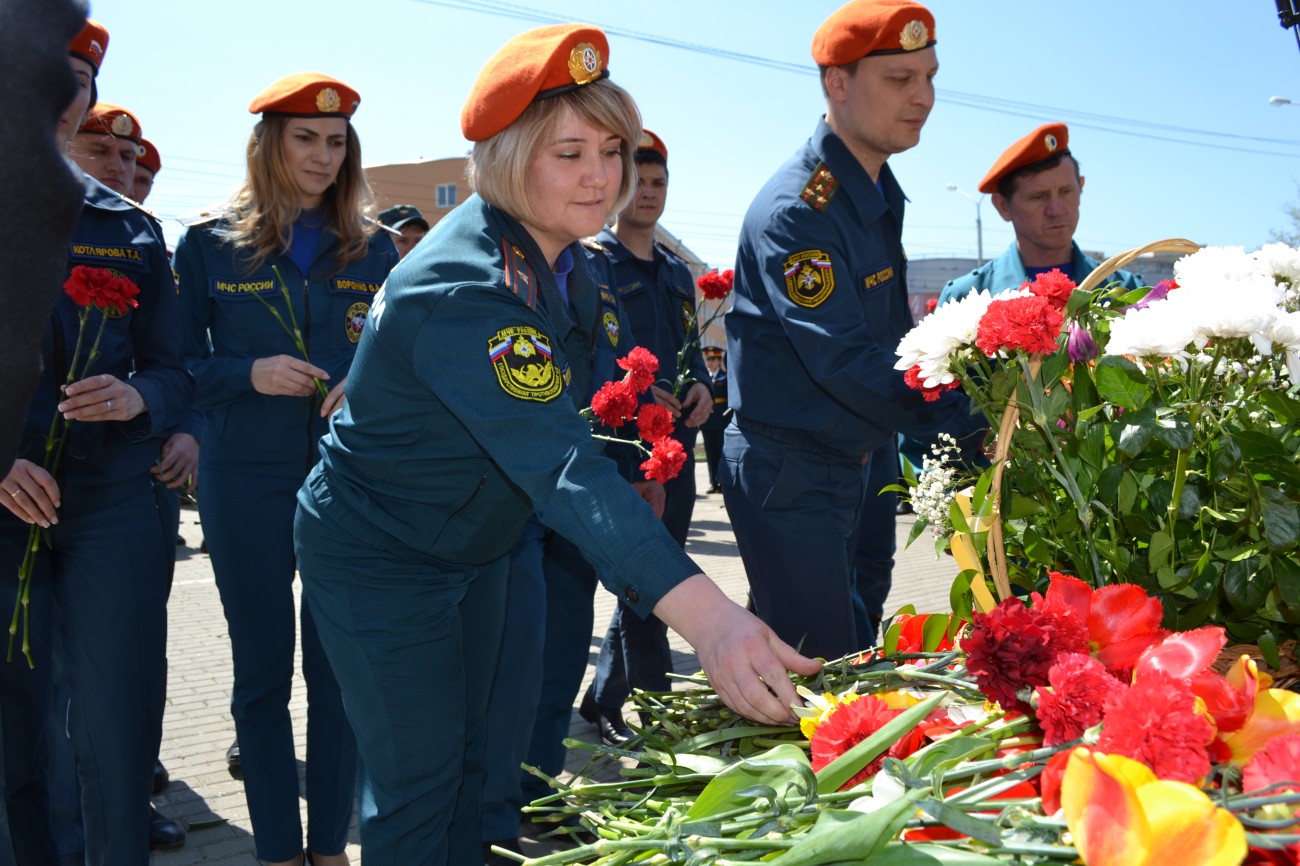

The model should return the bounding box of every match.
[810,117,904,225]
[81,171,135,212]
[596,227,663,266]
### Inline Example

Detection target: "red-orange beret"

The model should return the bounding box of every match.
[136,138,161,175]
[79,103,141,143]
[812,0,936,66]
[636,128,667,162]
[69,19,109,75]
[248,73,360,118]
[978,123,1071,194]
[461,24,611,143]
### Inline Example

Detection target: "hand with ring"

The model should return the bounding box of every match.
[56,373,145,423]
[1,460,61,527]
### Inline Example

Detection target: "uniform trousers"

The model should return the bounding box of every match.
[720,424,867,660]
[295,483,508,866]
[201,469,354,861]
[0,476,167,865]
[849,438,898,648]
[586,430,695,713]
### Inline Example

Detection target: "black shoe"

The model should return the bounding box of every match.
[200,537,208,554]
[707,482,721,493]
[148,805,185,851]
[152,759,170,795]
[484,838,523,865]
[226,738,242,779]
[895,499,913,515]
[578,690,633,747]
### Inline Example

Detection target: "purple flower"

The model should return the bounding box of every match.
[1127,279,1178,313]
[1067,323,1100,362]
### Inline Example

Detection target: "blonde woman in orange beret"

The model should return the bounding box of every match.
[173,73,397,866]
[291,25,819,865]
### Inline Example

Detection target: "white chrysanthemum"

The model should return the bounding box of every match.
[894,289,1008,388]
[1105,299,1201,359]
[1176,277,1281,352]
[1256,243,1300,282]
[1173,245,1262,291]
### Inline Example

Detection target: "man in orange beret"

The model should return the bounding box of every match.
[723,0,983,660]
[68,103,141,195]
[939,122,1142,303]
[133,138,160,204]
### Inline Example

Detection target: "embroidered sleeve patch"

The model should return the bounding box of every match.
[345,301,370,344]
[602,310,620,347]
[487,326,562,402]
[783,250,836,308]
[799,163,839,212]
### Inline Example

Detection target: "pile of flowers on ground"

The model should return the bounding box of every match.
[501,578,1300,865]
[894,242,1300,653]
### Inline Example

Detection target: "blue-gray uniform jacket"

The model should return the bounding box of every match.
[937,241,1143,306]
[594,229,707,411]
[727,118,974,460]
[14,174,192,485]
[304,195,696,617]
[172,216,398,478]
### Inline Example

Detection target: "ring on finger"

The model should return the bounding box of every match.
[106,399,112,411]
[7,489,18,498]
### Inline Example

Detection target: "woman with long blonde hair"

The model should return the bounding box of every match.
[173,72,397,866]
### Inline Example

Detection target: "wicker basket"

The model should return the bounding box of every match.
[983,238,1201,601]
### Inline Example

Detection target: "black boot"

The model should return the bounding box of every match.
[149,804,185,851]
[578,689,633,746]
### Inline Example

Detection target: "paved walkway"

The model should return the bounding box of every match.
[151,459,955,863]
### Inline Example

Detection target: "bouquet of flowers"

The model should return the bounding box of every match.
[502,578,1300,865]
[585,346,687,483]
[893,239,1300,660]
[10,266,139,666]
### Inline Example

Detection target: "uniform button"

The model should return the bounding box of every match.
[624,587,639,604]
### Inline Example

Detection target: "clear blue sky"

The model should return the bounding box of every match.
[88,0,1300,269]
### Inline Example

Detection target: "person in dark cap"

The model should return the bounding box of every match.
[292,23,819,864]
[173,71,397,866]
[938,122,1142,303]
[700,346,728,493]
[723,0,984,661]
[377,203,430,259]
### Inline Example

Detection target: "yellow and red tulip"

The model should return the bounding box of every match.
[1061,748,1246,866]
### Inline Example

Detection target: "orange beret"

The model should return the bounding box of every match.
[248,73,360,118]
[636,128,667,162]
[812,0,936,66]
[461,24,610,142]
[69,19,109,74]
[978,123,1071,194]
[79,103,142,143]
[136,139,161,175]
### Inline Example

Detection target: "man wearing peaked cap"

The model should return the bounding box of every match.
[377,204,429,259]
[723,0,986,660]
[939,122,1142,304]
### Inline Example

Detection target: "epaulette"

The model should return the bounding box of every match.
[176,206,228,228]
[580,237,606,252]
[799,162,839,213]
[116,192,162,223]
[500,238,538,310]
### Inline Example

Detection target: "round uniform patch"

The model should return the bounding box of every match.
[783,249,836,308]
[345,301,369,344]
[602,310,620,347]
[487,326,562,402]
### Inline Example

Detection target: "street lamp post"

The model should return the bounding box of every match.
[946,183,984,267]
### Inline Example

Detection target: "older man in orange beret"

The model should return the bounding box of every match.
[723,0,983,660]
[939,122,1142,304]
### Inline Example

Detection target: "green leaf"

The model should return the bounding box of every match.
[1259,629,1283,669]
[686,744,814,820]
[905,736,996,779]
[1275,556,1300,608]
[1095,356,1151,409]
[882,621,902,657]
[1119,471,1138,515]
[1153,415,1193,449]
[1224,557,1268,612]
[773,793,923,866]
[916,798,1005,846]
[816,692,946,794]
[1232,430,1288,460]
[867,844,1009,865]
[1114,407,1156,457]
[921,614,951,652]
[949,573,974,622]
[1262,487,1300,552]
[1259,389,1300,424]
[1148,530,1174,572]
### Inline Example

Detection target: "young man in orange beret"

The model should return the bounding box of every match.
[723,0,983,660]
[938,122,1142,303]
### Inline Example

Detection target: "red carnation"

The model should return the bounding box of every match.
[617,346,659,393]
[640,436,687,484]
[1035,653,1126,746]
[1023,269,1076,309]
[903,365,960,402]
[1097,669,1214,783]
[590,380,639,428]
[974,294,1063,357]
[696,268,734,301]
[810,695,935,790]
[635,403,674,444]
[964,597,1089,713]
[1243,733,1300,795]
[63,265,140,315]
[925,298,938,315]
